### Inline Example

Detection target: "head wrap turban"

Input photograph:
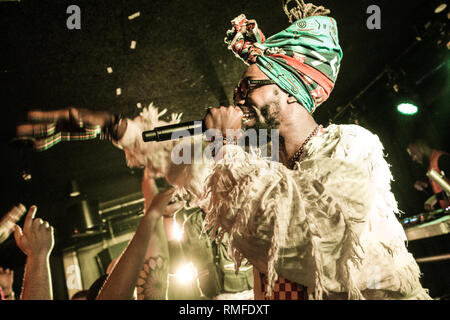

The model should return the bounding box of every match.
[225,13,343,113]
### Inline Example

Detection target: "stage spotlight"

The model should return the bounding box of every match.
[397,103,419,115]
[172,221,183,241]
[175,262,197,284]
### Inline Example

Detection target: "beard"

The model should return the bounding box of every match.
[238,102,284,160]
[250,103,281,144]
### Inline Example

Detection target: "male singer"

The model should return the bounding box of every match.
[16,0,431,300]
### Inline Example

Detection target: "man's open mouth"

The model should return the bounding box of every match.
[239,106,257,124]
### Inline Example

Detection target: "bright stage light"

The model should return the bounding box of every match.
[175,262,197,284]
[397,103,418,115]
[172,221,183,241]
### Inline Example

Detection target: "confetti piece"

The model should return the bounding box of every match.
[116,88,122,95]
[128,12,140,20]
[137,103,142,109]
[107,67,113,74]
[130,41,136,49]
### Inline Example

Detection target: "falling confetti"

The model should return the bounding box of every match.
[107,67,113,74]
[137,102,142,109]
[128,12,140,20]
[116,88,122,95]
[130,41,136,49]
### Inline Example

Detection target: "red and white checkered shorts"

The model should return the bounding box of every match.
[260,273,308,300]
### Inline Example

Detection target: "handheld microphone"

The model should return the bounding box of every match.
[142,120,205,142]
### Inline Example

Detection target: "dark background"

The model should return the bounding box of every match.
[0,0,448,299]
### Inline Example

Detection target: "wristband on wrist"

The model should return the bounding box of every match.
[101,113,123,141]
[209,136,238,147]
[222,136,238,145]
[209,136,238,158]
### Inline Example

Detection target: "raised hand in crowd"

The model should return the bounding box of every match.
[97,188,175,300]
[0,267,15,300]
[13,205,54,300]
[414,180,429,192]
[0,204,27,244]
[16,107,127,151]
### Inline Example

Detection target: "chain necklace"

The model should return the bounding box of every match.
[288,125,322,169]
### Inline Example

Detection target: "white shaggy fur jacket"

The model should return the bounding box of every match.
[117,105,431,300]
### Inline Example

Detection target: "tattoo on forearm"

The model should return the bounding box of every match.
[136,256,168,300]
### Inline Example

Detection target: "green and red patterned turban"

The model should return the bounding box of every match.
[225,13,343,113]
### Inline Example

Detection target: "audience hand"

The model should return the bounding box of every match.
[145,188,177,220]
[0,204,27,244]
[145,188,175,218]
[13,205,54,258]
[413,180,428,192]
[16,107,125,151]
[424,195,437,212]
[0,267,14,299]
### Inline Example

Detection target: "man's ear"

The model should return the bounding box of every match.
[287,95,297,104]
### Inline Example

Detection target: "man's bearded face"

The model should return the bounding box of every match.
[234,64,282,135]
